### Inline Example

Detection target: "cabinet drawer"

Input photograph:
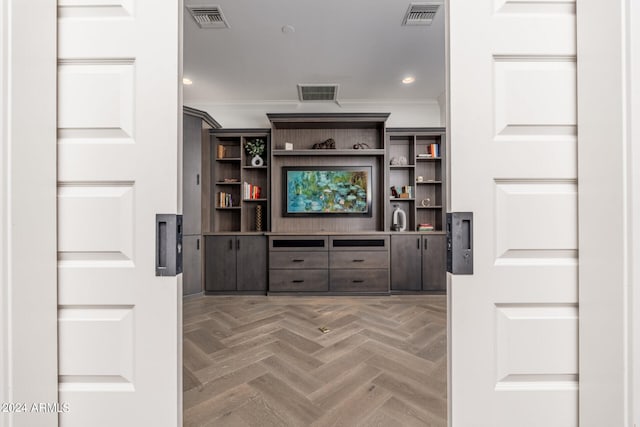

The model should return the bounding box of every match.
[329,251,389,269]
[269,251,328,269]
[269,269,328,292]
[269,236,328,252]
[330,235,389,251]
[330,269,388,292]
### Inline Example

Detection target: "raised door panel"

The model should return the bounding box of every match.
[390,235,422,291]
[183,114,202,235]
[205,236,236,291]
[236,235,267,291]
[422,235,446,291]
[182,235,202,296]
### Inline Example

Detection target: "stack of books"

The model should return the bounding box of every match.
[417,144,440,158]
[243,182,262,200]
[401,185,414,199]
[418,223,434,232]
[218,192,233,208]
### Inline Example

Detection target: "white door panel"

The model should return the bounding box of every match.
[57,1,181,426]
[449,0,578,425]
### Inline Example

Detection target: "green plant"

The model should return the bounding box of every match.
[244,138,265,157]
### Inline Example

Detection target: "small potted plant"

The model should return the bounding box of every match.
[244,138,265,166]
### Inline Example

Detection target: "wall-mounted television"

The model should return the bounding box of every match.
[283,166,372,216]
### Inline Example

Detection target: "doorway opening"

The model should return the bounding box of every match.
[180,1,448,425]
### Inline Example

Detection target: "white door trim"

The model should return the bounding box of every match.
[1,1,58,426]
[632,2,640,424]
[577,0,636,425]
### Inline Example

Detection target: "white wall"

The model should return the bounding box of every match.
[186,100,443,129]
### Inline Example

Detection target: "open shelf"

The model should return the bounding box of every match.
[272,149,385,156]
[387,128,446,232]
[206,130,271,233]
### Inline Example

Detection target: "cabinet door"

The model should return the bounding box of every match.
[390,235,422,291]
[205,236,236,291]
[422,235,446,291]
[182,114,202,235]
[182,235,202,296]
[236,235,267,291]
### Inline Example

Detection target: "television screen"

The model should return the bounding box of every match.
[283,166,372,216]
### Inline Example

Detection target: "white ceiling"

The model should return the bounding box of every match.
[183,1,445,105]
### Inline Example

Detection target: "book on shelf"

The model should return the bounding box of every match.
[243,182,262,200]
[402,185,414,199]
[218,191,233,208]
[418,223,434,231]
[428,143,440,158]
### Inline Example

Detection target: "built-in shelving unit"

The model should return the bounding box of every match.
[201,118,448,295]
[204,129,271,233]
[386,128,446,232]
[268,113,390,233]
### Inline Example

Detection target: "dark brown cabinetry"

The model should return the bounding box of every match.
[204,129,271,233]
[391,234,446,292]
[268,235,390,294]
[205,235,267,292]
[386,128,446,232]
[182,107,220,296]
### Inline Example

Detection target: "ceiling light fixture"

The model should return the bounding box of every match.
[183,78,193,85]
[282,25,295,34]
[402,76,416,84]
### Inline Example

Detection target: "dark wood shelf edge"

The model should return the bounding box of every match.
[272,149,385,156]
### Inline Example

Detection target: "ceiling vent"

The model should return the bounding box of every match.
[402,2,441,26]
[186,5,229,29]
[297,84,339,102]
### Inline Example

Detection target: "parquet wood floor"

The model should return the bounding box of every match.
[183,295,447,427]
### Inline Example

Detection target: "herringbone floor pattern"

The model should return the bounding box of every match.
[183,296,447,427]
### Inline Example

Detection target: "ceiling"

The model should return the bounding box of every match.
[183,1,445,105]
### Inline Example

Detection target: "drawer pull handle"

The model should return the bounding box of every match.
[352,280,364,283]
[353,259,365,263]
[292,259,305,263]
[292,280,305,283]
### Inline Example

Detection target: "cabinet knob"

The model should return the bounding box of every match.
[292,279,304,283]
[352,259,365,263]
[292,259,305,263]
[352,280,364,283]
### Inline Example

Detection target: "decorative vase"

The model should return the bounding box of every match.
[251,155,264,167]
[255,205,263,232]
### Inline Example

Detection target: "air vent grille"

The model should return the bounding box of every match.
[186,5,229,29]
[297,84,339,102]
[402,3,441,26]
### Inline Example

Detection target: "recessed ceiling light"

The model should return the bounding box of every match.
[183,78,193,85]
[402,76,416,84]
